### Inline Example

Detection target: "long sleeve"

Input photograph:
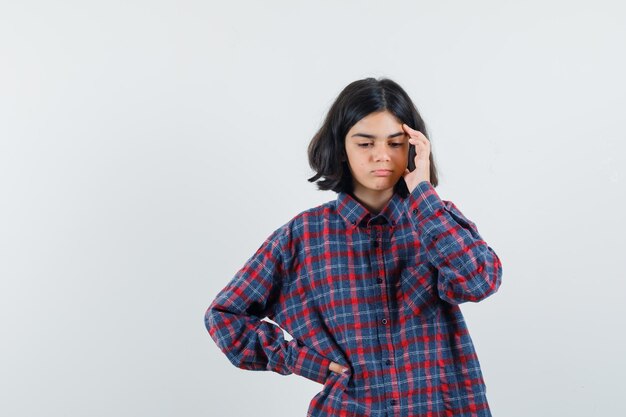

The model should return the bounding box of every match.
[405,180,503,304]
[204,226,332,384]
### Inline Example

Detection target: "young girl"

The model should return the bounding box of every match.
[205,77,503,417]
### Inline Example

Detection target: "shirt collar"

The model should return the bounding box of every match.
[336,190,405,228]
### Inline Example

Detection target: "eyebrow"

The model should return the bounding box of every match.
[351,132,406,139]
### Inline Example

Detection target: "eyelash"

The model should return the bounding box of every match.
[357,143,404,148]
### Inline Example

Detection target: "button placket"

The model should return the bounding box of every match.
[371,229,379,248]
[368,222,401,413]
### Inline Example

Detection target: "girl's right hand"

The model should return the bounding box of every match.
[329,361,349,374]
[401,123,431,193]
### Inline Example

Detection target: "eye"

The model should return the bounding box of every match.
[390,143,404,148]
[357,143,372,148]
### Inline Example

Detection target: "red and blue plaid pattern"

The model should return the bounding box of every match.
[206,180,502,417]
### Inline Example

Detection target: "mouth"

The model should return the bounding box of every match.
[372,169,393,176]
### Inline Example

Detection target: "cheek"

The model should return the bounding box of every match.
[346,153,365,168]
[396,150,409,165]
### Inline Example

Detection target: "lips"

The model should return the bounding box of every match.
[372,169,393,176]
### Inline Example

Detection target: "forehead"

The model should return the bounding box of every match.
[350,110,402,132]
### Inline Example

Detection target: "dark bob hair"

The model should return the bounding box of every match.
[307,77,438,198]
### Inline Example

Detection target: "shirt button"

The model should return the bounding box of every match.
[385,359,392,365]
[376,278,383,284]
[390,399,397,405]
[373,241,379,247]
[412,209,417,214]
[381,318,388,325]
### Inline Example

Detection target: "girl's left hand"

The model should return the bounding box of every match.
[401,123,431,193]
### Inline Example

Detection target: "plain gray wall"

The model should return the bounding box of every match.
[1,1,625,416]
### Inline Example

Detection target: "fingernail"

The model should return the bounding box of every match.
[342,368,349,373]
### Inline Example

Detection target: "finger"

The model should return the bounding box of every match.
[329,361,349,374]
[402,123,417,134]
[403,124,429,141]
[403,124,425,139]
[409,137,428,149]
[412,132,429,143]
[408,135,422,144]
[403,126,417,140]
[411,135,430,146]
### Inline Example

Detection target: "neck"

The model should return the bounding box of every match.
[351,187,393,214]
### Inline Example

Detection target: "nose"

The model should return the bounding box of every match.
[373,143,391,161]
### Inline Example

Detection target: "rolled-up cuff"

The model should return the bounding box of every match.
[405,180,445,224]
[286,339,332,384]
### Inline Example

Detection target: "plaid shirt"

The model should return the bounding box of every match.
[206,180,502,417]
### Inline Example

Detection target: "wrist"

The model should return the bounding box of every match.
[407,178,430,194]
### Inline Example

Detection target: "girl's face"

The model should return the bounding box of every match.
[344,110,409,202]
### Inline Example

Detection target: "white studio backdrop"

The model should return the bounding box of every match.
[1,1,625,416]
